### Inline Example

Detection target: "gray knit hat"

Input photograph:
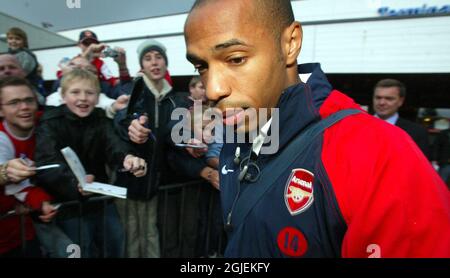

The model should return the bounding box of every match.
[137,39,168,68]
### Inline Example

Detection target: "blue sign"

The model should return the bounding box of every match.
[378,4,450,17]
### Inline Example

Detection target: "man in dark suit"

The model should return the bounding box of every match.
[373,79,430,158]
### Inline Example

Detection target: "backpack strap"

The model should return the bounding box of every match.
[231,109,362,230]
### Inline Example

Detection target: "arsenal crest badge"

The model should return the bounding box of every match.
[284,168,314,215]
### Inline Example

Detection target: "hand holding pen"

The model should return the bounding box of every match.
[4,156,37,183]
[128,112,157,144]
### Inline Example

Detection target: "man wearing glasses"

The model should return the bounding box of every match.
[0,76,69,257]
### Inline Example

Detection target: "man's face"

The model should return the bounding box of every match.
[141,51,167,82]
[0,55,26,78]
[7,34,25,50]
[185,0,288,133]
[373,86,404,120]
[190,82,206,101]
[0,85,37,135]
[62,79,99,118]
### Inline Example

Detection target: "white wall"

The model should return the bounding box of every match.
[34,0,450,80]
[301,16,450,73]
[293,0,450,21]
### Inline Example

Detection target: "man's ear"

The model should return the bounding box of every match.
[282,21,303,67]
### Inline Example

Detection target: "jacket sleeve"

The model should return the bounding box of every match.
[113,87,152,159]
[102,118,132,167]
[34,121,81,202]
[167,147,208,179]
[164,93,208,178]
[22,186,52,211]
[322,113,450,258]
[0,194,15,214]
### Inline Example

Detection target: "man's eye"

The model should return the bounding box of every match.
[194,64,207,74]
[228,57,246,65]
[8,100,20,105]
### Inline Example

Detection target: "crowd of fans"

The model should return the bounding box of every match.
[0,27,223,258]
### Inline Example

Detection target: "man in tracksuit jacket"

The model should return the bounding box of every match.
[184,0,450,257]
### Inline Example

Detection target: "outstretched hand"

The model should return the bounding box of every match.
[123,155,147,177]
[128,115,151,144]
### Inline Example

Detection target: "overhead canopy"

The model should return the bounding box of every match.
[0,0,196,52]
[0,12,75,52]
[0,0,196,32]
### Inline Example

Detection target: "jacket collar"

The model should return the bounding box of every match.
[270,63,333,152]
[142,74,172,101]
[62,105,101,123]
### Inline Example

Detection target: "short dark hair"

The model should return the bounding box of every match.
[0,76,34,98]
[0,76,34,92]
[190,0,295,41]
[374,79,406,98]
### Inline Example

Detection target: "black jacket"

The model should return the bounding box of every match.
[395,117,430,159]
[432,129,450,165]
[35,106,131,217]
[114,77,206,200]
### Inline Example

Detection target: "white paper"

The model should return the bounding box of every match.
[60,147,127,199]
[5,179,32,196]
[84,182,127,199]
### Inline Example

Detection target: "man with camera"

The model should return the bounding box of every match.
[77,30,131,98]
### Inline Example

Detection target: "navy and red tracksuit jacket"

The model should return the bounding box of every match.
[220,63,450,258]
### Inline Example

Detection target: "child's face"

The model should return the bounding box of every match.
[7,34,25,50]
[62,79,99,118]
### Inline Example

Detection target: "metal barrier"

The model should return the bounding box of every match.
[0,180,226,258]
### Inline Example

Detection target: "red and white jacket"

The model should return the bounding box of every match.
[0,119,51,254]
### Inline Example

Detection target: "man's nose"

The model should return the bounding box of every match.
[205,69,230,102]
[379,98,388,105]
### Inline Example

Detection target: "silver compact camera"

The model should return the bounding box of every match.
[102,46,119,58]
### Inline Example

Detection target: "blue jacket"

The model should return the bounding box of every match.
[219,63,450,257]
[220,63,345,257]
